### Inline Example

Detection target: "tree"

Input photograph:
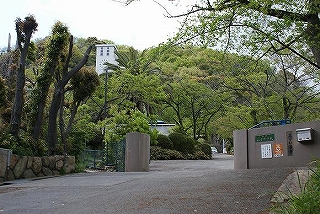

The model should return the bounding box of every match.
[219,54,320,122]
[162,75,224,140]
[10,15,38,137]
[29,21,69,143]
[167,0,320,70]
[59,67,100,153]
[47,35,93,155]
[0,77,8,128]
[107,47,162,115]
[0,77,7,109]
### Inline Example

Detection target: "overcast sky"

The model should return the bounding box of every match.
[0,0,190,51]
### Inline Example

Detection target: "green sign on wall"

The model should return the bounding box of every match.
[255,133,275,142]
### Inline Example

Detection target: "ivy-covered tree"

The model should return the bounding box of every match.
[0,77,8,128]
[29,21,69,143]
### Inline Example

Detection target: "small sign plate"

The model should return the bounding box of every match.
[255,134,275,142]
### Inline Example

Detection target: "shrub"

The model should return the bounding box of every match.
[191,150,211,160]
[157,134,173,150]
[0,132,34,156]
[150,146,184,160]
[196,143,212,157]
[168,132,195,154]
[74,160,87,173]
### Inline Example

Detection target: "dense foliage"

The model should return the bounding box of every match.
[150,146,184,160]
[169,132,196,154]
[156,134,173,150]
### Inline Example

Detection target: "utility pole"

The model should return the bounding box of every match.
[104,65,108,118]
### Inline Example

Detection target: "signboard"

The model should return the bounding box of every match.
[273,143,284,157]
[255,134,275,142]
[261,144,272,159]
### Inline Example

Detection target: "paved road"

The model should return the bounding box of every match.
[0,154,293,214]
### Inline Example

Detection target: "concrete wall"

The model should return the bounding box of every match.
[234,120,320,169]
[0,149,75,184]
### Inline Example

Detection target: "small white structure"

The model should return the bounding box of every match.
[95,44,118,75]
[150,121,175,136]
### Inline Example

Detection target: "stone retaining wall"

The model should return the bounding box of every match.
[0,148,75,183]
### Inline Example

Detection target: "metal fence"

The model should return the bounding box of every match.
[82,139,126,171]
[82,149,106,170]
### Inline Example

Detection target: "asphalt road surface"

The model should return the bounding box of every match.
[0,154,293,214]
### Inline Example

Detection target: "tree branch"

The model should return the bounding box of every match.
[60,44,93,87]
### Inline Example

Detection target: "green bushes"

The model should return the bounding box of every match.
[150,146,184,160]
[151,132,212,160]
[0,132,35,156]
[157,134,173,150]
[196,143,212,157]
[169,132,195,154]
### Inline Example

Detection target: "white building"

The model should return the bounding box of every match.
[95,44,118,75]
[150,121,175,136]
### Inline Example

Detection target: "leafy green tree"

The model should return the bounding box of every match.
[162,74,224,140]
[106,47,162,115]
[154,45,234,140]
[103,106,158,144]
[219,54,320,123]
[71,37,102,67]
[109,71,164,115]
[170,0,320,70]
[72,104,102,149]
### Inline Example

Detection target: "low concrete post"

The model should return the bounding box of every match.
[125,132,150,172]
[0,148,12,183]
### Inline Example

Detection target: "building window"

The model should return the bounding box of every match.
[100,47,103,56]
[106,47,109,56]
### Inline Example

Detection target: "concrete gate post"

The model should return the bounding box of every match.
[125,132,150,172]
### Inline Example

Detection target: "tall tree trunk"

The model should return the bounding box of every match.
[10,63,25,137]
[306,14,320,68]
[58,87,67,154]
[282,97,290,119]
[47,86,63,155]
[32,66,57,142]
[10,16,38,137]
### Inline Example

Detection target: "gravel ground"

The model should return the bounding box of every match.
[0,154,294,214]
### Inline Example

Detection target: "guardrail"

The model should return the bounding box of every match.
[249,119,291,129]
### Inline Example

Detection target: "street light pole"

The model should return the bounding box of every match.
[104,65,108,118]
[104,65,109,164]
